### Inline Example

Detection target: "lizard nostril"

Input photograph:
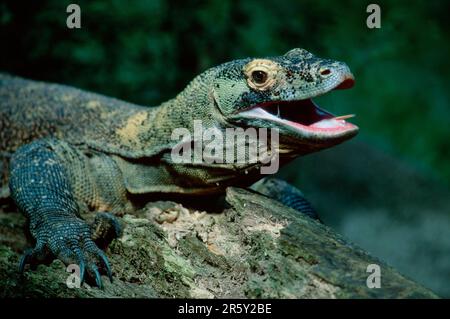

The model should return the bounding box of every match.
[320,68,331,76]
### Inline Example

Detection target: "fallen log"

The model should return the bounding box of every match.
[0,187,438,298]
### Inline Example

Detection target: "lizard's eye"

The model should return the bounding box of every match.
[251,70,268,84]
[243,59,279,91]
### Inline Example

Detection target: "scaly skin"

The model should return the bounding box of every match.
[251,178,319,220]
[0,48,358,287]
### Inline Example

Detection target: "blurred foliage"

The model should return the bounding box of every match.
[1,0,449,182]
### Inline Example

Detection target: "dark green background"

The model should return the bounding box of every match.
[1,0,449,296]
[1,0,449,183]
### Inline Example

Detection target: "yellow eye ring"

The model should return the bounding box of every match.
[243,59,278,91]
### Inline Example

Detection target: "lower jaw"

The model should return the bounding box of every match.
[231,118,358,146]
[283,122,359,142]
[278,126,358,152]
[235,108,358,141]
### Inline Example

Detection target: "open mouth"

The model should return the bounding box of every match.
[237,80,358,138]
[242,99,356,132]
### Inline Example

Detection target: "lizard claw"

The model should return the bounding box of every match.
[90,264,103,289]
[18,241,48,273]
[20,217,113,288]
[19,249,33,273]
[79,259,86,285]
[97,249,113,283]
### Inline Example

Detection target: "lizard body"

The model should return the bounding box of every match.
[0,48,358,286]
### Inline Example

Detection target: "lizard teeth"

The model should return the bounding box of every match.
[276,104,280,117]
[334,114,355,121]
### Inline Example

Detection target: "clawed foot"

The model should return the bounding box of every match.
[19,217,113,288]
[251,177,321,221]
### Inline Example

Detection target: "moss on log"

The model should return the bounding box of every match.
[0,187,438,298]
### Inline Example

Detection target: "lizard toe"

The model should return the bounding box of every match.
[90,212,122,249]
[18,241,49,273]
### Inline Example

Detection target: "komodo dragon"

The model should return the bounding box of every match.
[0,48,358,287]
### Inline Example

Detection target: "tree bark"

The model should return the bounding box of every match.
[0,187,438,298]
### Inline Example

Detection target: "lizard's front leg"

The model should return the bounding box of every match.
[9,139,114,288]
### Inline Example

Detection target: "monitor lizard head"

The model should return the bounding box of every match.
[103,48,360,193]
[211,48,358,154]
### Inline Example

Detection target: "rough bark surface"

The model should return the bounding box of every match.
[0,187,438,298]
